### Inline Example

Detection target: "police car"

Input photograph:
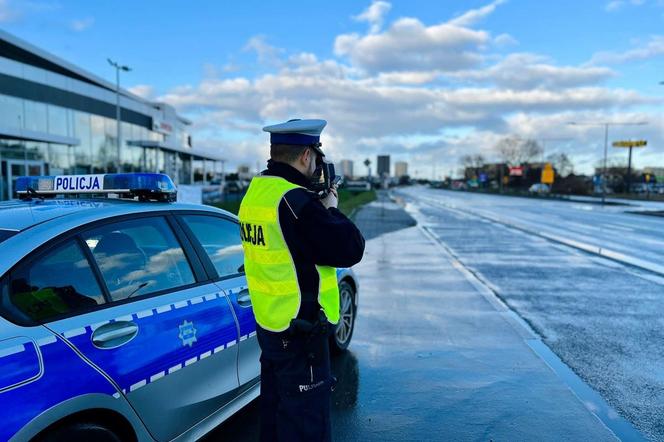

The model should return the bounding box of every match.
[0,173,359,441]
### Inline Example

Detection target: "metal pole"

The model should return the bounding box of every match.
[626,146,633,194]
[602,123,609,205]
[115,66,122,173]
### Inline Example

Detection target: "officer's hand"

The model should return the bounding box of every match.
[321,187,338,209]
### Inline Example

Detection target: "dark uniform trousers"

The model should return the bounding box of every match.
[257,322,333,442]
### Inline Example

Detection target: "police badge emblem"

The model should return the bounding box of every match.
[178,320,197,347]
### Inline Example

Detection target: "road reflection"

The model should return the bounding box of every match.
[332,350,360,410]
[205,350,360,441]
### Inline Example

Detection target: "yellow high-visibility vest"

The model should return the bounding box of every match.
[238,176,340,332]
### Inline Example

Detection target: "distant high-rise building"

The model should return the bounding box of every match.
[339,159,354,178]
[395,161,408,178]
[377,155,391,177]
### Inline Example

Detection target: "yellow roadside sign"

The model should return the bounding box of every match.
[541,163,555,184]
[612,140,647,148]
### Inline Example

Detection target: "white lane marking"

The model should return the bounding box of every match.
[130,380,146,392]
[115,315,134,322]
[185,357,197,366]
[200,351,212,360]
[240,335,247,342]
[204,294,217,302]
[214,345,225,353]
[112,392,121,399]
[136,309,154,319]
[249,331,257,338]
[605,223,634,232]
[156,305,172,314]
[226,340,236,348]
[173,301,188,309]
[37,336,57,347]
[63,328,87,338]
[0,344,25,357]
[150,371,165,382]
[90,321,109,331]
[168,364,182,374]
[190,296,204,305]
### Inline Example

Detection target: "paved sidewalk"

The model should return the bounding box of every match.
[352,190,415,240]
[335,223,617,441]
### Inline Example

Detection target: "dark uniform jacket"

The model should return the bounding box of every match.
[261,160,365,321]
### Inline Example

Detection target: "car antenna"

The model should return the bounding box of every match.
[25,187,44,202]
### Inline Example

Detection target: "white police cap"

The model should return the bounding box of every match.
[263,119,327,155]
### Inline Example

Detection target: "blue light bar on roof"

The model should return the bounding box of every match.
[15,173,177,202]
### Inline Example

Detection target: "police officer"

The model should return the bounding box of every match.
[238,119,365,441]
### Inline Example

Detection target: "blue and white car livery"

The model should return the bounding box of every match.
[0,173,359,441]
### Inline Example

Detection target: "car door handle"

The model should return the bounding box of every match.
[237,289,252,308]
[92,321,139,349]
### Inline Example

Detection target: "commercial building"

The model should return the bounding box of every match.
[395,161,408,178]
[339,159,354,178]
[0,30,223,200]
[377,155,390,177]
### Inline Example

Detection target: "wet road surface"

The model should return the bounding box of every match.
[399,187,664,273]
[398,187,664,441]
[209,194,619,441]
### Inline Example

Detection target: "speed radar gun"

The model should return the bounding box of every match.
[311,157,342,199]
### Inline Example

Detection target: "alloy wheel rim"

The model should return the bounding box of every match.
[336,287,353,345]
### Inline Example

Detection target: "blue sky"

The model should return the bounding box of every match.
[2,0,663,177]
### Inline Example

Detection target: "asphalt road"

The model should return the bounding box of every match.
[400,187,664,271]
[396,187,664,441]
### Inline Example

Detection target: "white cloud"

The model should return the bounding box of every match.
[448,0,506,27]
[128,84,155,99]
[605,0,647,12]
[452,53,615,89]
[353,1,392,34]
[589,35,664,64]
[494,33,518,47]
[70,17,94,32]
[335,18,489,73]
[154,1,662,174]
[243,35,284,66]
[0,0,58,22]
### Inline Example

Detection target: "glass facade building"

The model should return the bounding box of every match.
[0,30,223,200]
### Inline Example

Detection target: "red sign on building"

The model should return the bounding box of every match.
[509,166,523,177]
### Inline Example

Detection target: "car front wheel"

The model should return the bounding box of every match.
[331,280,355,353]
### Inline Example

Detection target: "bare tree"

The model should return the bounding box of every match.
[460,154,486,179]
[520,139,543,163]
[495,136,543,165]
[546,153,574,177]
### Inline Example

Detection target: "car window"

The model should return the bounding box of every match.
[1,240,104,324]
[180,214,244,278]
[83,217,195,301]
[0,229,17,244]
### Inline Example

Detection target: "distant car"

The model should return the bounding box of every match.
[344,180,371,191]
[0,173,359,441]
[529,183,550,194]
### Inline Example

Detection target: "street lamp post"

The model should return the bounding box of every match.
[107,59,131,173]
[568,121,647,205]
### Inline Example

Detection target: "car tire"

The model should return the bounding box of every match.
[37,421,123,442]
[331,280,356,354]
